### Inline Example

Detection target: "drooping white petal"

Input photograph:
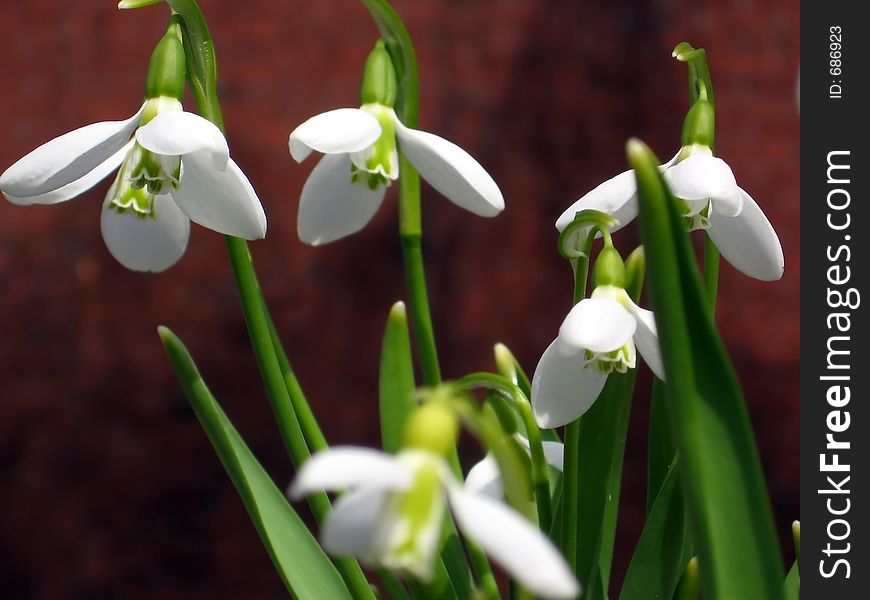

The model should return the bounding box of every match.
[289,108,383,163]
[664,154,742,217]
[321,487,388,560]
[289,447,412,499]
[5,140,134,206]
[624,299,666,380]
[559,297,636,353]
[0,104,145,198]
[394,120,504,217]
[168,150,266,239]
[136,110,229,171]
[100,193,191,273]
[707,187,784,281]
[464,455,503,499]
[556,169,639,235]
[447,486,580,599]
[297,153,386,245]
[531,338,609,428]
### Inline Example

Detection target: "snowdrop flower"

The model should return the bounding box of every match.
[532,247,664,428]
[556,99,783,281]
[289,403,578,599]
[289,40,504,245]
[466,436,564,500]
[0,21,265,272]
[291,447,577,599]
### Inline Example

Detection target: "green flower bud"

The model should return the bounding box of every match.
[404,402,459,458]
[145,18,187,101]
[592,245,626,289]
[360,39,397,107]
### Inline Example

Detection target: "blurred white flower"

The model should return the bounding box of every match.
[290,446,578,599]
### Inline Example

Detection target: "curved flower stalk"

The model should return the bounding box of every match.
[466,435,564,500]
[0,19,265,272]
[289,40,504,245]
[532,246,664,428]
[290,446,579,599]
[555,86,783,282]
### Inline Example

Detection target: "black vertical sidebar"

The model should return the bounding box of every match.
[801,1,869,597]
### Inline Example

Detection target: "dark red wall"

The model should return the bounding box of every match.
[0,0,798,596]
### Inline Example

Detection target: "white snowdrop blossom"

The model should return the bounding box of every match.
[532,285,664,428]
[290,447,579,599]
[288,105,504,245]
[0,97,266,272]
[555,148,784,281]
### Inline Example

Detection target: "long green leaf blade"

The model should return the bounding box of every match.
[159,327,353,600]
[620,458,692,600]
[379,302,417,454]
[629,140,784,599]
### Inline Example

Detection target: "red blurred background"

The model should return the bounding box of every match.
[0,0,798,597]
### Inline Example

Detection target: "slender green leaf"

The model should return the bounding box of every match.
[629,139,784,599]
[646,379,673,512]
[380,302,418,454]
[620,458,691,600]
[576,370,636,599]
[158,327,353,600]
[784,562,799,600]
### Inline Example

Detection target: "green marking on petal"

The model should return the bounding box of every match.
[350,104,399,185]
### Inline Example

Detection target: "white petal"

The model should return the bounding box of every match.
[297,153,386,245]
[625,300,666,380]
[447,486,580,599]
[288,447,412,499]
[136,111,229,170]
[289,108,383,163]
[395,121,504,217]
[559,297,636,353]
[513,436,564,471]
[169,151,266,239]
[664,155,742,217]
[5,140,133,206]
[321,487,388,560]
[707,187,784,281]
[531,338,608,428]
[100,194,191,273]
[0,104,144,198]
[555,169,638,234]
[464,455,503,499]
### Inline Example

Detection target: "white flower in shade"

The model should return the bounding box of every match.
[289,105,504,245]
[465,436,564,500]
[290,447,579,599]
[532,285,665,428]
[0,97,266,272]
[556,150,784,281]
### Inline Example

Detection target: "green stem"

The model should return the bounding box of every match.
[267,314,328,452]
[562,240,592,571]
[399,157,441,387]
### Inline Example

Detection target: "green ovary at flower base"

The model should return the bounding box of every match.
[288,38,505,246]
[289,402,579,599]
[0,18,266,273]
[531,245,664,429]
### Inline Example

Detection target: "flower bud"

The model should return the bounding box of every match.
[145,18,187,101]
[360,39,398,107]
[592,245,626,289]
[404,401,459,458]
